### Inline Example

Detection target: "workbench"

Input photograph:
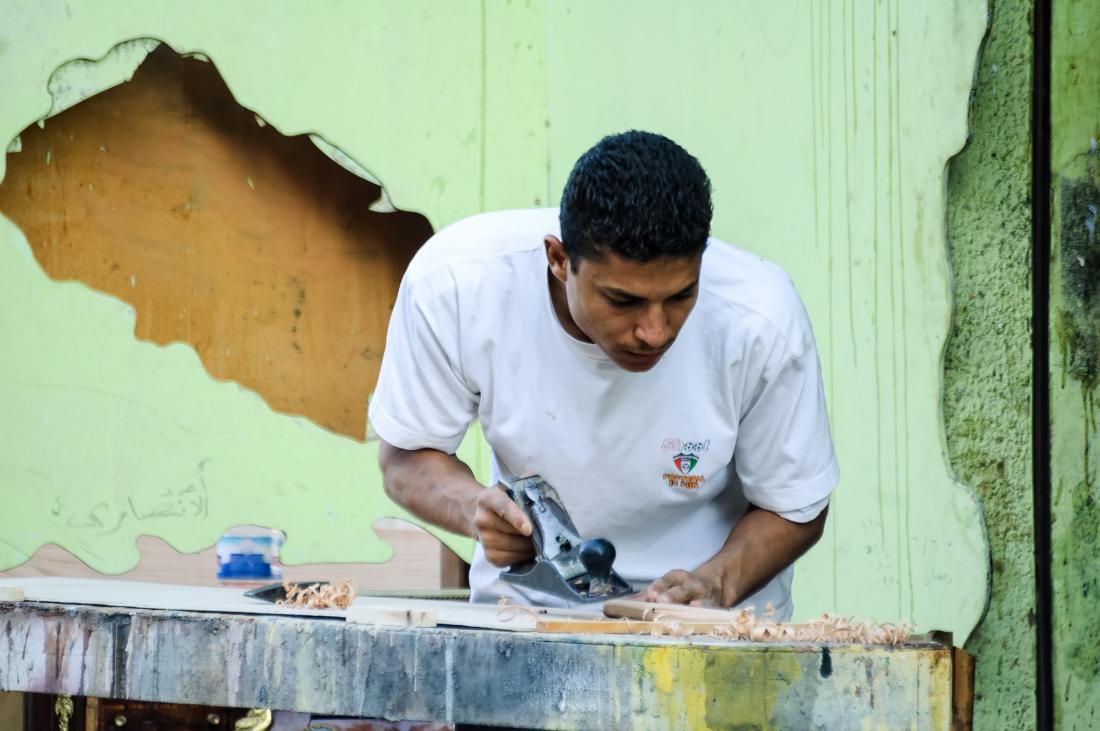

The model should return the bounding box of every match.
[0,590,970,730]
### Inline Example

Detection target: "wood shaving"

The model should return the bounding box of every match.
[497,598,914,645]
[647,606,915,645]
[276,580,357,610]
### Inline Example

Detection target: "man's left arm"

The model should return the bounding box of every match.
[643,286,837,607]
[641,503,827,607]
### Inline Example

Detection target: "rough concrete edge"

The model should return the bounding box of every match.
[939,2,997,648]
[941,0,1039,728]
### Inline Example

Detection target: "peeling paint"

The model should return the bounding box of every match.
[309,133,382,187]
[45,38,158,120]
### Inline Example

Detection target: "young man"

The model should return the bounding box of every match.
[370,131,837,618]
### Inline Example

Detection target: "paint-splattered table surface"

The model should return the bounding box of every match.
[0,580,968,730]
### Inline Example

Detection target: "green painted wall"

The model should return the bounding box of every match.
[0,0,990,643]
[1050,0,1100,727]
[943,1,1037,727]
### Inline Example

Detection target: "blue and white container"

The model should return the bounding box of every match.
[216,526,285,582]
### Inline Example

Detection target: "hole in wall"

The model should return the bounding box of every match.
[0,43,434,440]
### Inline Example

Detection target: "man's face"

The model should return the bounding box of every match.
[545,236,702,372]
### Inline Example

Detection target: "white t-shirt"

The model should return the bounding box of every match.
[368,208,838,619]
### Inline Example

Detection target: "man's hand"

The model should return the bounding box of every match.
[636,505,829,609]
[377,442,537,568]
[472,485,535,567]
[639,566,724,607]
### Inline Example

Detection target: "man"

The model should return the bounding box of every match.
[370,131,837,617]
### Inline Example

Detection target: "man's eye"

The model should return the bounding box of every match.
[608,296,637,307]
[672,289,695,301]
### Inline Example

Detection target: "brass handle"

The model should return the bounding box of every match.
[53,695,74,731]
[233,709,272,730]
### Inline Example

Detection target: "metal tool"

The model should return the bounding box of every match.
[244,581,328,603]
[500,475,632,603]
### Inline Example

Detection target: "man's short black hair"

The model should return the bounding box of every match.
[559,130,713,267]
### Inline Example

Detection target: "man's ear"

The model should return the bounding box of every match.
[544,235,571,282]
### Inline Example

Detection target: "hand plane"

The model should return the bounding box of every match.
[500,475,632,603]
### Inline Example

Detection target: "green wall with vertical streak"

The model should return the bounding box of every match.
[0,0,993,650]
[1050,0,1100,727]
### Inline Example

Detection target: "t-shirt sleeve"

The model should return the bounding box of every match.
[368,269,478,453]
[733,306,839,524]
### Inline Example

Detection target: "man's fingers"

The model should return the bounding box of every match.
[655,584,699,605]
[642,577,671,602]
[485,547,535,568]
[473,487,535,568]
[476,506,532,538]
[643,570,709,605]
[480,530,534,553]
[481,488,533,536]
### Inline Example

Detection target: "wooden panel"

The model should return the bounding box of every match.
[91,698,248,731]
[1,524,467,591]
[951,647,975,731]
[0,45,432,440]
[0,692,22,731]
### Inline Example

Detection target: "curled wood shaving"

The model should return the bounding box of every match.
[496,598,544,622]
[690,607,915,645]
[497,598,914,645]
[276,580,357,610]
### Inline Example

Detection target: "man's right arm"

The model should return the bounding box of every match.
[377,440,535,567]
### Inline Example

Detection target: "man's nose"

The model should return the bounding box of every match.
[635,306,670,350]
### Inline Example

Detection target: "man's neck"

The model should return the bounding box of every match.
[546,267,592,343]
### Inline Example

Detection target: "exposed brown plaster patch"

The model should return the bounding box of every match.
[0,45,433,440]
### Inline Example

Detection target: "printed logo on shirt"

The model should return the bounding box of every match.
[663,451,705,489]
[672,452,698,475]
[659,437,711,453]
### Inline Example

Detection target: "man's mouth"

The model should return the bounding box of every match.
[621,348,667,367]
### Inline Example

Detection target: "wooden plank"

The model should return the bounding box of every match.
[0,585,23,601]
[345,605,437,628]
[349,598,515,630]
[2,577,599,632]
[354,607,437,628]
[535,617,735,635]
[952,647,976,731]
[359,588,471,601]
[0,692,22,731]
[349,597,600,632]
[0,577,346,619]
[84,696,97,731]
[602,598,740,622]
